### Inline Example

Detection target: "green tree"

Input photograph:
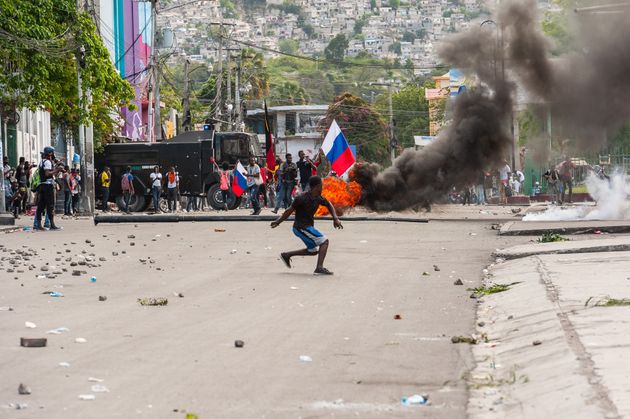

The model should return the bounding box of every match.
[375,84,429,149]
[402,31,416,43]
[388,0,400,10]
[321,93,389,164]
[370,0,377,10]
[324,34,349,62]
[279,39,299,55]
[0,0,134,150]
[542,0,577,55]
[269,81,308,105]
[389,41,402,55]
[354,14,370,35]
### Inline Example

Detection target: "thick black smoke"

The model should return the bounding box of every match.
[355,0,630,211]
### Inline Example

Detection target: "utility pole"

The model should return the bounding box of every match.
[0,115,5,214]
[235,52,241,128]
[149,0,162,141]
[182,58,191,132]
[214,21,224,132]
[230,48,234,131]
[76,0,94,214]
[388,84,395,164]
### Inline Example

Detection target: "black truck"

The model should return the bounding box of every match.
[95,130,263,212]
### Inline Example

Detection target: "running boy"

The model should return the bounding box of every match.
[270,175,342,275]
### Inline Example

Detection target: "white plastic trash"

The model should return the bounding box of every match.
[401,394,428,406]
[78,394,95,401]
[91,385,109,393]
[25,322,37,329]
[299,355,312,362]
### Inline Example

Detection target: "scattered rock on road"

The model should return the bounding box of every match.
[234,340,244,348]
[454,278,464,286]
[18,383,31,395]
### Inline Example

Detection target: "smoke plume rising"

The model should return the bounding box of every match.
[354,0,630,211]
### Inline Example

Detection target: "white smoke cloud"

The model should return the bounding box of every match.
[523,172,630,221]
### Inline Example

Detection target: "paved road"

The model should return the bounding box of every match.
[0,218,527,418]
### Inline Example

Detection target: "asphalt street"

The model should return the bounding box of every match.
[0,216,528,418]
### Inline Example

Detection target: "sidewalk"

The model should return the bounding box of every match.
[468,240,630,418]
[500,220,630,236]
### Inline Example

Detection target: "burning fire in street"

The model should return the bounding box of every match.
[315,177,362,216]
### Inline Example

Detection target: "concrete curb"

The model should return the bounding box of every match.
[493,238,630,260]
[500,220,630,236]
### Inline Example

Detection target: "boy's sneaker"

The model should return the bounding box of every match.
[314,267,333,275]
[280,253,291,268]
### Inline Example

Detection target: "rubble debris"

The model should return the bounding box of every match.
[127,235,135,239]
[91,385,109,393]
[234,340,244,348]
[422,271,430,276]
[18,383,31,395]
[451,335,477,344]
[138,297,168,306]
[24,322,36,329]
[433,265,440,272]
[214,229,226,232]
[393,314,402,320]
[0,306,14,311]
[20,338,47,347]
[532,340,542,346]
[75,338,87,344]
[46,327,69,335]
[299,355,312,362]
[90,276,97,283]
[511,208,522,214]
[98,296,107,302]
[454,278,464,286]
[401,394,429,406]
[58,362,70,368]
[88,377,104,382]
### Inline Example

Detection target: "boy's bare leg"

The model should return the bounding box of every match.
[284,249,317,258]
[315,240,329,270]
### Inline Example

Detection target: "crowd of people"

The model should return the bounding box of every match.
[3,150,83,225]
[457,161,526,206]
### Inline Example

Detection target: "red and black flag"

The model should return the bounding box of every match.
[264,101,275,170]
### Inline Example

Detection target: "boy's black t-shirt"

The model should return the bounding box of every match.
[292,192,329,229]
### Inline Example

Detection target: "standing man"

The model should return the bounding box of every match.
[544,167,561,204]
[101,166,111,212]
[219,162,232,211]
[120,166,135,213]
[150,166,162,213]
[272,153,298,214]
[498,160,511,205]
[296,150,316,192]
[165,166,179,212]
[271,176,343,275]
[559,157,574,204]
[34,147,63,230]
[244,156,262,216]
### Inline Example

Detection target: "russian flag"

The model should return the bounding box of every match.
[321,120,355,176]
[232,161,248,198]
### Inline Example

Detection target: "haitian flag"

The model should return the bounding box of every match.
[232,161,248,197]
[264,101,275,170]
[321,120,355,176]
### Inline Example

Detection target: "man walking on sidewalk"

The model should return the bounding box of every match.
[271,176,343,275]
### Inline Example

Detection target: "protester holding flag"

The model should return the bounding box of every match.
[321,120,355,176]
[231,161,249,204]
[271,175,343,276]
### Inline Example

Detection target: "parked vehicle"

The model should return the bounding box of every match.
[95,130,263,211]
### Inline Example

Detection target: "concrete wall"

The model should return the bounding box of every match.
[15,108,52,165]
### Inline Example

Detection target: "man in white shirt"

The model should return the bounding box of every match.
[245,156,262,215]
[150,166,162,213]
[498,161,511,205]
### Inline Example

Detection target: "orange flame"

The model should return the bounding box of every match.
[315,177,362,216]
